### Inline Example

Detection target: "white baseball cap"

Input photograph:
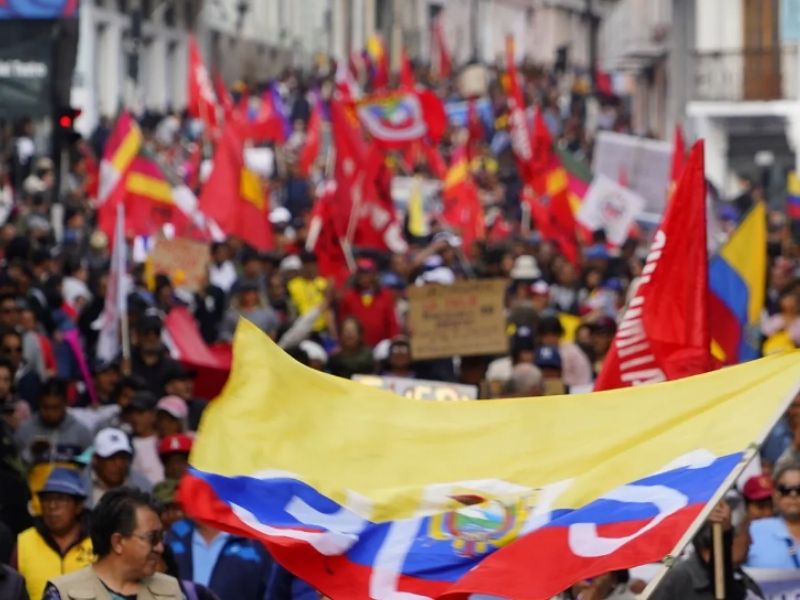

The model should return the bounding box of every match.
[94,427,133,459]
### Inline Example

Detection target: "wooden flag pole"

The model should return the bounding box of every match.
[712,522,725,599]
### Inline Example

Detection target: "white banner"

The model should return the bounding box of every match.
[577,174,645,245]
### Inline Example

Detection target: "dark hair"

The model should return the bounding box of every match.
[0,291,17,305]
[692,521,714,554]
[40,378,68,402]
[90,487,159,557]
[0,356,14,376]
[111,375,145,404]
[538,315,564,337]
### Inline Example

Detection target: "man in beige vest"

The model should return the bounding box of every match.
[44,487,182,600]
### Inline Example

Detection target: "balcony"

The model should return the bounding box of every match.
[693,46,800,102]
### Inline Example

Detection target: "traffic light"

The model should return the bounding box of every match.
[55,106,82,145]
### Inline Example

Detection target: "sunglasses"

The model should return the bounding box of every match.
[2,345,21,354]
[777,485,800,497]
[130,530,164,548]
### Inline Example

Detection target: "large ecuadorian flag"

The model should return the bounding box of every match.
[181,321,800,600]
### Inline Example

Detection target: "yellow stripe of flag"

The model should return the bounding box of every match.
[718,202,766,325]
[546,168,568,197]
[111,125,143,174]
[126,172,173,204]
[240,168,265,211]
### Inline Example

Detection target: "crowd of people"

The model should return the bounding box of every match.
[0,53,795,599]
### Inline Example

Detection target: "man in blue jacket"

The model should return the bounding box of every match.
[167,517,318,600]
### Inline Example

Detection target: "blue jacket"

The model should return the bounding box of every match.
[167,519,317,600]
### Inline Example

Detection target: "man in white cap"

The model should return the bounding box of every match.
[83,427,152,509]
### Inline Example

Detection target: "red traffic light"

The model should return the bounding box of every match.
[57,107,82,130]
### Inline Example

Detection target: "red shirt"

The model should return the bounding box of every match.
[338,287,399,347]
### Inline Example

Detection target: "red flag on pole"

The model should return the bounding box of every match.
[306,182,351,287]
[198,125,273,250]
[594,141,716,390]
[431,15,452,80]
[187,36,220,136]
[670,124,687,189]
[297,99,322,178]
[442,144,485,256]
[213,71,234,120]
[505,35,533,183]
[400,48,415,90]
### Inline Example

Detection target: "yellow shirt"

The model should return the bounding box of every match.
[17,526,94,600]
[288,276,328,332]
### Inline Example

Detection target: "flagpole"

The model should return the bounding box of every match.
[116,203,132,370]
[640,379,800,598]
[712,522,725,599]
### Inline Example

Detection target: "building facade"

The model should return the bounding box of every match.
[73,0,611,136]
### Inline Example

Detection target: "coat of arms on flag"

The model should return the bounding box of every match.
[356,92,427,144]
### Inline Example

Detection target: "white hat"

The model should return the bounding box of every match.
[299,340,328,365]
[280,254,302,272]
[372,338,392,362]
[510,255,541,280]
[94,427,133,458]
[269,207,292,225]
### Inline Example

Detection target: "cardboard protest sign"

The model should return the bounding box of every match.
[149,237,210,291]
[353,375,478,401]
[408,279,507,360]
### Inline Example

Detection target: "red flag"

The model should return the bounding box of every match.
[232,90,286,144]
[400,48,415,90]
[164,307,231,400]
[213,71,234,119]
[466,99,485,159]
[352,148,407,254]
[306,182,350,287]
[670,124,686,187]
[505,36,533,182]
[417,89,448,143]
[187,36,220,136]
[198,125,273,250]
[335,60,360,102]
[331,99,367,236]
[366,35,389,90]
[431,16,452,80]
[595,142,715,390]
[298,99,322,177]
[442,145,485,256]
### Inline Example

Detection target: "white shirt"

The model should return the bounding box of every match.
[209,261,237,293]
[132,435,164,485]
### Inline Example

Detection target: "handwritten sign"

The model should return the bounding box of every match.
[352,375,478,401]
[149,237,210,291]
[408,279,507,360]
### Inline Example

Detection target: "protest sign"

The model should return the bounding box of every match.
[408,279,507,360]
[592,131,671,220]
[353,375,478,401]
[578,174,645,245]
[149,237,210,291]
